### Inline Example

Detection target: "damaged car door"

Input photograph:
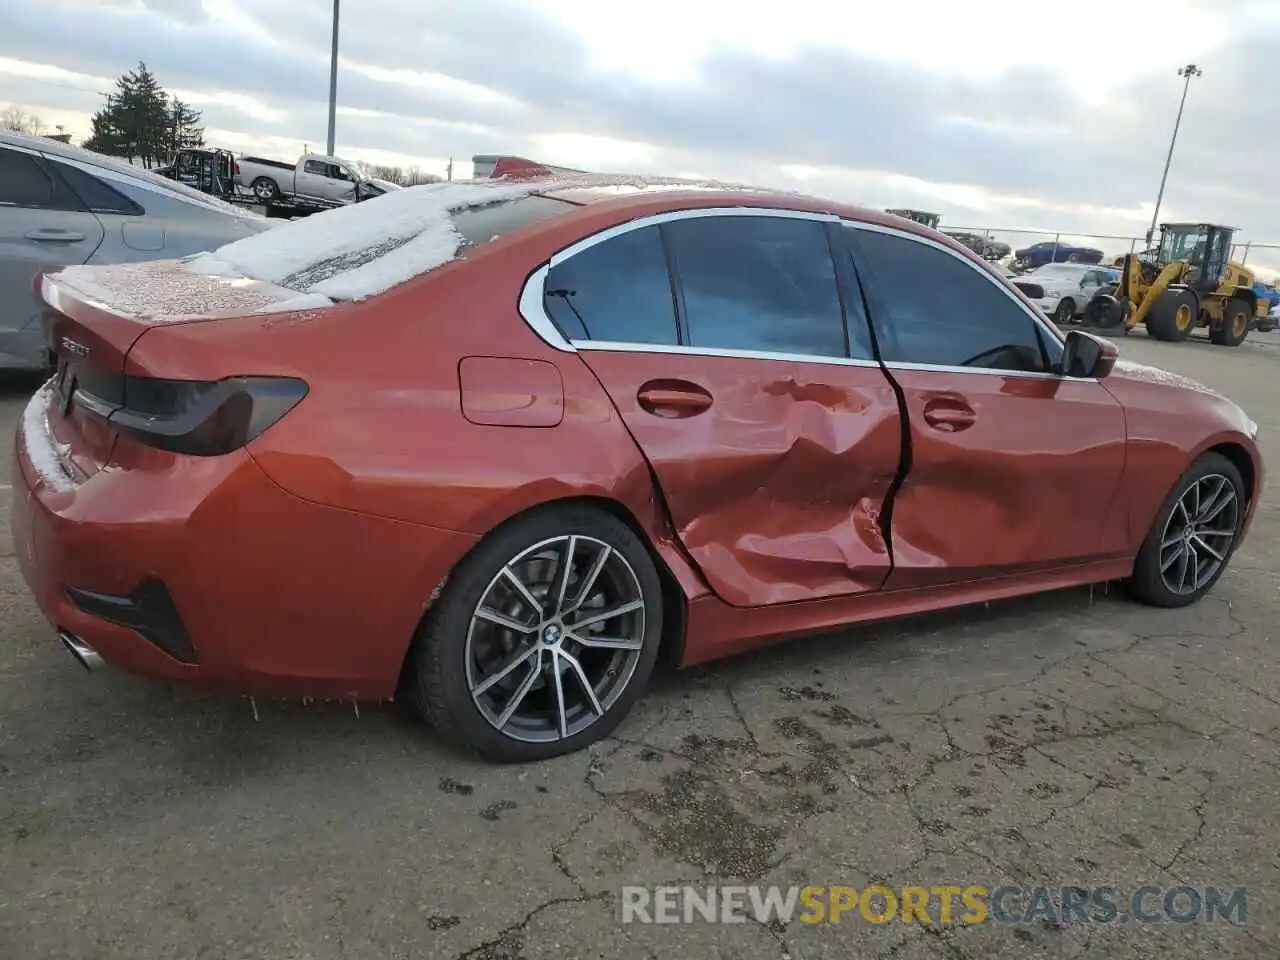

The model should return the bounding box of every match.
[844,223,1128,589]
[545,210,904,607]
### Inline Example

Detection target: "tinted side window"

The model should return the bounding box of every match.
[50,161,143,215]
[0,148,57,207]
[543,225,677,345]
[665,215,847,358]
[852,228,1048,372]
[304,160,326,174]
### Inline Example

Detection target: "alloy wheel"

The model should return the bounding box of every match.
[464,535,646,743]
[1158,473,1239,595]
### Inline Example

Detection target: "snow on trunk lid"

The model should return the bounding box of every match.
[49,260,319,324]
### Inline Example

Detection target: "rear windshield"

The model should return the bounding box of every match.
[195,183,583,303]
[280,194,579,290]
[453,195,578,250]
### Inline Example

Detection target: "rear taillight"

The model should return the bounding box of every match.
[113,376,308,456]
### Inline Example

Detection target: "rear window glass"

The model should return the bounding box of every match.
[50,160,144,216]
[452,195,577,250]
[0,148,57,207]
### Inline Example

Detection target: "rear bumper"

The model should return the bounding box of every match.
[11,389,479,699]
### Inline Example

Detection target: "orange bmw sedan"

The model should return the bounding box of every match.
[12,176,1263,762]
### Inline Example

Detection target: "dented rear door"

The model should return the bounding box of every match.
[546,212,903,608]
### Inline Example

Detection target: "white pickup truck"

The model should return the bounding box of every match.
[236,153,381,210]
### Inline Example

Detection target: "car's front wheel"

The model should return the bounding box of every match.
[1128,453,1245,607]
[1053,299,1076,324]
[407,504,664,762]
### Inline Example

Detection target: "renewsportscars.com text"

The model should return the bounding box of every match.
[620,884,1248,926]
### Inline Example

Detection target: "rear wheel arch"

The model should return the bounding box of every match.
[396,494,691,697]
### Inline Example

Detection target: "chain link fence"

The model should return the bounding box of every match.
[934,224,1280,277]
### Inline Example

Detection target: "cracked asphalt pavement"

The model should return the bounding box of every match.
[2,331,1279,959]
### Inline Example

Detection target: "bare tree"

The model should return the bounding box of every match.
[353,162,444,186]
[404,166,443,186]
[1,106,44,135]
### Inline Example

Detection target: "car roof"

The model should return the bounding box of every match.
[0,129,266,222]
[522,175,969,249]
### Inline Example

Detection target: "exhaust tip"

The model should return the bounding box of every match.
[58,630,104,672]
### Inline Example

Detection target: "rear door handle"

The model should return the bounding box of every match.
[25,230,86,243]
[922,398,976,432]
[637,379,713,418]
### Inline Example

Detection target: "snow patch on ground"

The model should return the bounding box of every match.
[22,384,77,493]
[194,179,539,302]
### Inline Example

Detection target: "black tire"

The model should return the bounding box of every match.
[1209,299,1251,347]
[252,176,280,202]
[1144,289,1198,342]
[1083,294,1128,329]
[1053,298,1076,325]
[407,504,665,762]
[1257,315,1275,333]
[1127,453,1246,608]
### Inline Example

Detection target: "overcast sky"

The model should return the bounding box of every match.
[2,0,1279,271]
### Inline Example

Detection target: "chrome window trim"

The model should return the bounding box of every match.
[0,140,43,158]
[516,204,1096,382]
[518,263,576,352]
[519,206,848,359]
[546,206,842,267]
[571,339,882,368]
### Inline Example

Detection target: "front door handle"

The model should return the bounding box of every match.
[922,398,976,432]
[26,230,86,243]
[636,379,713,418]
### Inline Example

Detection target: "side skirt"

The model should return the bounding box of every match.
[679,556,1134,667]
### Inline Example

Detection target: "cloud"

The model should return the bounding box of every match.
[2,0,1279,267]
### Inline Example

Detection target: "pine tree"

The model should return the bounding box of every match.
[168,97,205,157]
[83,94,124,155]
[127,62,170,167]
[82,62,172,164]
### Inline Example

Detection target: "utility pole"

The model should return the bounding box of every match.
[447,157,453,181]
[1146,63,1201,247]
[325,0,340,156]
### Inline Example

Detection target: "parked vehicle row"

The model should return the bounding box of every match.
[1014,239,1105,269]
[1009,263,1119,325]
[15,177,1263,763]
[880,208,1009,260]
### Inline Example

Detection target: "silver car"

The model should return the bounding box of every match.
[0,131,272,370]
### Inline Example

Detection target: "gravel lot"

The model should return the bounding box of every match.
[1,331,1278,960]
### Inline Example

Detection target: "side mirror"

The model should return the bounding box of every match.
[1061,329,1118,379]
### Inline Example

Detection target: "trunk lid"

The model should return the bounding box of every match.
[40,260,323,478]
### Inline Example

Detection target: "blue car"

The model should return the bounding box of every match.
[1013,240,1105,269]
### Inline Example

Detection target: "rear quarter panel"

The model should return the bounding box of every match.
[119,235,713,605]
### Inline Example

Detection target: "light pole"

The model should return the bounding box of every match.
[1146,63,1202,247]
[326,0,340,156]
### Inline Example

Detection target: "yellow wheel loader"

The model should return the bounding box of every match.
[1082,222,1270,347]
